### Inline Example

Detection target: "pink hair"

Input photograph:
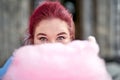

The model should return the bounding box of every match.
[25,1,75,44]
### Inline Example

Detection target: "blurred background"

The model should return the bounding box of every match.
[0,0,120,79]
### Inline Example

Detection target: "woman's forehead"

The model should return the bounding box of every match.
[34,18,70,35]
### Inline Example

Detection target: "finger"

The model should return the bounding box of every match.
[88,36,96,43]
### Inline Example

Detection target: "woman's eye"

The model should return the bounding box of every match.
[57,36,66,41]
[38,37,48,42]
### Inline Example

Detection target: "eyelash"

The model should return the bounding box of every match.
[38,36,66,42]
[57,36,66,40]
[38,37,48,41]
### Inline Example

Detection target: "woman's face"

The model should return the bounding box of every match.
[34,18,71,45]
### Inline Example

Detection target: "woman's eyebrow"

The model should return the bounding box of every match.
[57,32,67,36]
[37,33,47,36]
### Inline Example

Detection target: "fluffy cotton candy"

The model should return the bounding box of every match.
[3,40,112,80]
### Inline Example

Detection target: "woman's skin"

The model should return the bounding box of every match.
[34,18,71,45]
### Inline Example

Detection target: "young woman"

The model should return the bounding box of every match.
[24,1,75,45]
[0,1,95,78]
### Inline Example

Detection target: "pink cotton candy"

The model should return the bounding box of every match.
[3,40,112,80]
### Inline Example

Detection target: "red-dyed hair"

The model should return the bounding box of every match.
[25,1,75,45]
